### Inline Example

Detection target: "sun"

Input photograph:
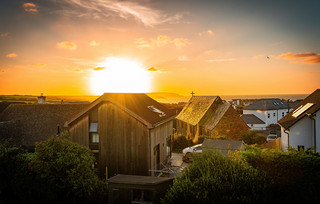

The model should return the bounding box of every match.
[90,57,151,95]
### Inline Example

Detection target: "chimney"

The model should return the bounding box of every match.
[38,93,46,104]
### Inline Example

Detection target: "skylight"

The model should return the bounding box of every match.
[292,103,314,118]
[148,105,166,117]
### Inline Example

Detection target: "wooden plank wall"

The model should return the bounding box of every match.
[69,114,89,147]
[98,102,150,178]
[150,121,173,174]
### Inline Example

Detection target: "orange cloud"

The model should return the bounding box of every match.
[22,2,38,14]
[135,35,190,49]
[0,32,9,37]
[278,52,320,64]
[93,67,105,71]
[57,41,77,50]
[89,40,100,46]
[173,38,190,48]
[147,67,158,71]
[6,53,18,58]
[198,29,215,36]
[32,63,47,68]
[253,54,265,59]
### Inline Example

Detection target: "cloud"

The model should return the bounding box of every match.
[253,54,265,59]
[56,0,183,27]
[147,67,158,71]
[32,63,47,68]
[5,53,18,58]
[277,52,320,64]
[178,56,189,61]
[22,2,39,14]
[198,29,215,36]
[57,41,77,50]
[207,58,236,62]
[93,67,106,71]
[89,40,100,46]
[0,32,9,37]
[173,38,190,49]
[135,35,190,49]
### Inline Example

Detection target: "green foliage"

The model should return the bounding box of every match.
[237,146,320,202]
[240,130,265,145]
[172,135,194,152]
[162,151,268,204]
[29,136,107,203]
[0,137,107,203]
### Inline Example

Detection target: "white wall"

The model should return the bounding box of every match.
[244,109,289,127]
[288,116,313,150]
[281,127,289,151]
[316,110,320,152]
[248,123,266,131]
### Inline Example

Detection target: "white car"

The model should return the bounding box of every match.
[182,144,202,155]
[266,135,278,142]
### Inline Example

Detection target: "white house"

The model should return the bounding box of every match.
[278,89,320,152]
[241,114,266,130]
[243,98,290,128]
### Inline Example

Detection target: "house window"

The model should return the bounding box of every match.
[267,113,270,118]
[91,133,99,143]
[273,113,276,117]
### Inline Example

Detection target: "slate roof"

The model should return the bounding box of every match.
[175,96,221,126]
[278,89,320,129]
[241,114,265,124]
[202,139,244,156]
[244,98,289,111]
[108,174,173,185]
[0,104,89,148]
[67,93,176,128]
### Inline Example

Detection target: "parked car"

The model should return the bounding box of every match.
[266,135,278,142]
[182,144,202,156]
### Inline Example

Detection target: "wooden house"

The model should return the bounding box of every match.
[0,104,89,150]
[176,96,249,141]
[65,93,176,178]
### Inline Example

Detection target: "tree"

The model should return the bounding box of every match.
[240,130,265,145]
[29,134,106,203]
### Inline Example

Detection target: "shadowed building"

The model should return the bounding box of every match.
[176,96,249,142]
[66,93,176,178]
[0,104,89,150]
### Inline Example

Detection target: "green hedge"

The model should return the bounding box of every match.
[162,151,269,204]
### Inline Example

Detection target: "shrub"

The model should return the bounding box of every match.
[162,151,269,204]
[238,146,320,202]
[240,130,265,145]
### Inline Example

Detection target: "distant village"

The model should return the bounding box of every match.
[1,89,319,203]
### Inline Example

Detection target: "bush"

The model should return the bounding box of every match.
[0,136,107,203]
[172,135,194,152]
[238,146,320,202]
[240,130,265,145]
[162,151,269,204]
[29,136,107,203]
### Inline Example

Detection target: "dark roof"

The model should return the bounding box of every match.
[0,104,89,147]
[202,139,244,152]
[175,96,220,126]
[278,89,320,129]
[107,174,173,185]
[241,114,265,124]
[67,93,176,127]
[244,98,289,110]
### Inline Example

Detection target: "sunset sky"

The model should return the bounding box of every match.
[0,0,319,96]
